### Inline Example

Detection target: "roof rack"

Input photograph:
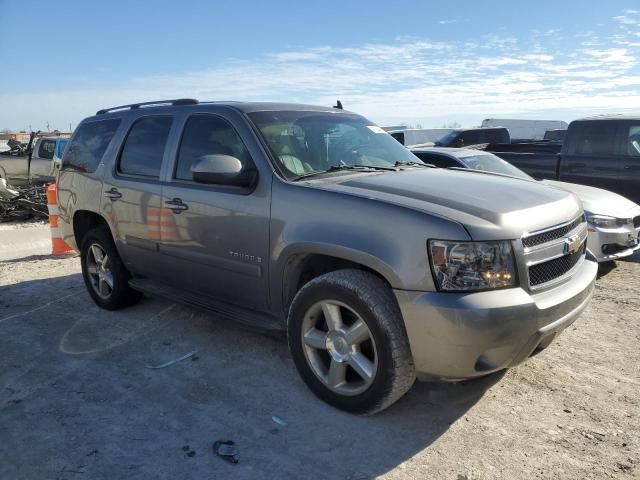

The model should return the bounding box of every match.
[96,98,199,115]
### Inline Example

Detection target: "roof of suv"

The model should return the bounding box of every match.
[92,99,351,118]
[574,114,640,122]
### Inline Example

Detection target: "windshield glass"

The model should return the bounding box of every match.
[458,152,532,180]
[434,130,460,146]
[248,111,421,178]
[55,139,69,159]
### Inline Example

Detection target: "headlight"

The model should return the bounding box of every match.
[428,240,517,291]
[585,211,630,229]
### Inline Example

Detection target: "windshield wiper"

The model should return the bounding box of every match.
[293,164,398,181]
[394,161,436,168]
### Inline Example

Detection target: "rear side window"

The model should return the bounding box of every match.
[488,129,510,144]
[118,116,172,178]
[38,139,56,159]
[62,119,121,173]
[573,122,617,156]
[390,132,405,145]
[626,125,640,156]
[461,131,482,146]
[175,115,253,181]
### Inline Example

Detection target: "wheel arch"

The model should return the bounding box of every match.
[73,210,114,249]
[277,243,402,316]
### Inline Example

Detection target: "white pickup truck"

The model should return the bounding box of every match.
[0,136,69,185]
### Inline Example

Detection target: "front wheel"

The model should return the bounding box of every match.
[80,227,141,310]
[287,269,415,414]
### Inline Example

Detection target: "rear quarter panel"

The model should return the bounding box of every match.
[57,121,124,250]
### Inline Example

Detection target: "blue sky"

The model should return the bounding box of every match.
[1,0,639,130]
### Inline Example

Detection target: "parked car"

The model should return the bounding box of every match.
[412,147,640,262]
[487,116,640,204]
[434,127,510,147]
[0,136,69,185]
[58,99,597,414]
[481,119,568,141]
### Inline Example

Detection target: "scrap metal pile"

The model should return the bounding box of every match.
[0,178,48,221]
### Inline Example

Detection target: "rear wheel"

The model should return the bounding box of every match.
[288,269,415,414]
[80,227,141,310]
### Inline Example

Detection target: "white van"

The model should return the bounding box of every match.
[481,119,568,141]
[389,128,454,147]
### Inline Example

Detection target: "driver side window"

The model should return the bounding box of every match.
[175,115,254,181]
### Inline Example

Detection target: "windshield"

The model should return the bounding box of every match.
[55,139,69,159]
[434,130,461,146]
[248,111,421,178]
[458,152,532,180]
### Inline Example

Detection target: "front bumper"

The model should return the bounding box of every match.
[587,225,640,262]
[394,257,597,381]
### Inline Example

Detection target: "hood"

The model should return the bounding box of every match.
[541,180,640,217]
[309,169,583,241]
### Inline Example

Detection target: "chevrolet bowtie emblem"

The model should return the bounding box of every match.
[564,234,581,255]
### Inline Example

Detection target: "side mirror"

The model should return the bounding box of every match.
[191,154,256,187]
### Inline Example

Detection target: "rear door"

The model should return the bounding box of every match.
[101,114,173,277]
[621,121,640,203]
[559,120,624,193]
[157,111,271,310]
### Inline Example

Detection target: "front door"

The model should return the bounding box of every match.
[621,121,640,204]
[30,138,56,182]
[158,113,271,311]
[559,120,624,194]
[101,114,173,277]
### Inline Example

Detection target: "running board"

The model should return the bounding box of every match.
[129,278,284,334]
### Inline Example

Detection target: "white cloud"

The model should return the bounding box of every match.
[614,15,640,26]
[438,19,458,25]
[1,11,640,130]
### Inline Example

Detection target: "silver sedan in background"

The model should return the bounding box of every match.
[412,147,640,262]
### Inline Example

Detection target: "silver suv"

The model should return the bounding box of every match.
[58,100,598,414]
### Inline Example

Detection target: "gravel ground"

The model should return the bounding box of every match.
[0,245,638,479]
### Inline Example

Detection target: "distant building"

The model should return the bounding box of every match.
[0,130,72,145]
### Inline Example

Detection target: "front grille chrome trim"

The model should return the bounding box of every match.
[522,214,586,250]
[520,214,588,290]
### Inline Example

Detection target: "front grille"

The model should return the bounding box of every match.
[529,243,586,286]
[634,216,640,228]
[522,214,585,249]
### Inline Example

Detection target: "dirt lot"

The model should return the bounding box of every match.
[0,239,638,479]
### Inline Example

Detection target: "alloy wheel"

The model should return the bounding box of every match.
[86,243,114,299]
[301,300,378,396]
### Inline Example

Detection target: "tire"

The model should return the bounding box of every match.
[287,269,415,414]
[80,227,141,310]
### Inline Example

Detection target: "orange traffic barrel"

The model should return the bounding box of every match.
[46,184,74,255]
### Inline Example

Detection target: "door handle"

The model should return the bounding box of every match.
[104,188,122,200]
[165,198,189,213]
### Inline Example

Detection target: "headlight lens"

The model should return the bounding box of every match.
[429,240,517,291]
[585,211,630,229]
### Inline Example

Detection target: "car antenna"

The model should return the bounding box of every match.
[333,100,343,110]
